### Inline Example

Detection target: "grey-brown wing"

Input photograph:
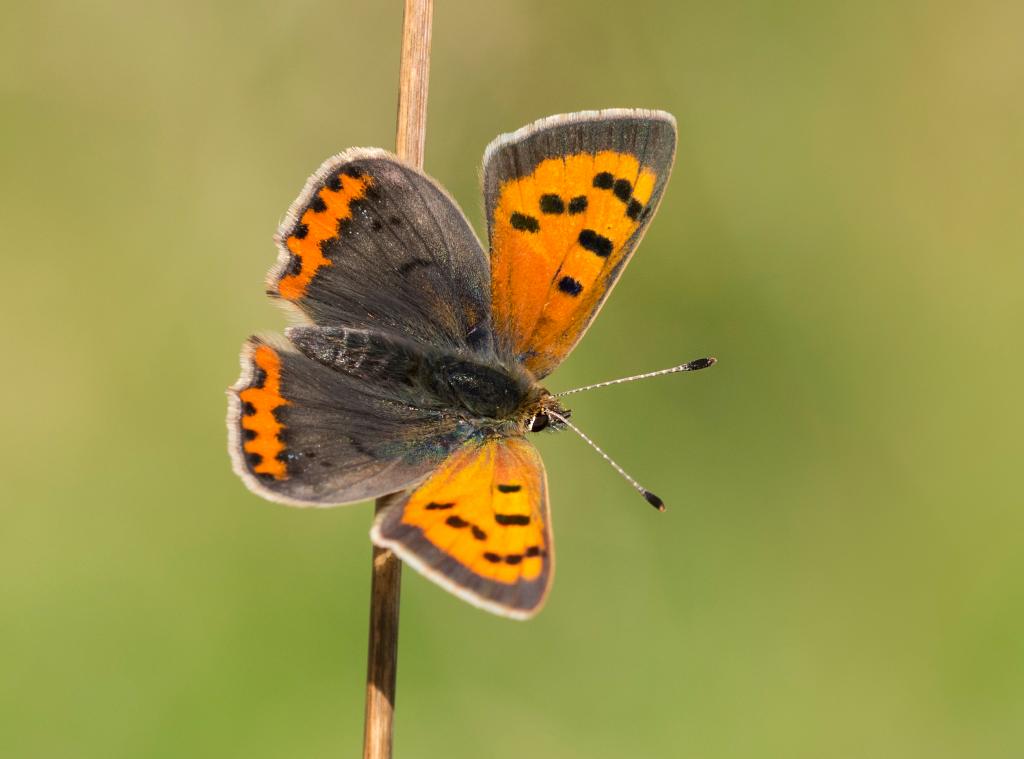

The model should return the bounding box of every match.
[227,333,472,507]
[269,149,493,354]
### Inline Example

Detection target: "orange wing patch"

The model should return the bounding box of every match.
[275,171,373,300]
[238,344,290,480]
[401,437,548,583]
[372,437,553,618]
[490,151,657,378]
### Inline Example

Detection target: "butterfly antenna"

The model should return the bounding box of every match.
[555,357,716,397]
[546,410,666,512]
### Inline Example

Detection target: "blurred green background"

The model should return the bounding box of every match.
[3,1,1022,756]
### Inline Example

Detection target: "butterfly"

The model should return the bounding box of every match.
[228,109,695,619]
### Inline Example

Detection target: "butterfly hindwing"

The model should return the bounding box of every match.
[271,149,493,353]
[371,437,553,619]
[483,109,677,377]
[227,333,472,506]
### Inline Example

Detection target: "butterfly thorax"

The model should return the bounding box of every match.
[424,353,568,437]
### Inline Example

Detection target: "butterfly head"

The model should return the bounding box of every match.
[524,391,570,434]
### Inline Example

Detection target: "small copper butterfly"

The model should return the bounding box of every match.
[228,109,713,618]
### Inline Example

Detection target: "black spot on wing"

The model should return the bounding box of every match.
[495,514,531,526]
[510,212,540,232]
[284,254,303,277]
[568,195,588,214]
[309,195,327,213]
[612,178,633,203]
[591,170,645,221]
[539,194,565,214]
[558,276,583,296]
[579,229,613,257]
[497,484,521,493]
[446,515,469,528]
[292,223,309,239]
[425,501,454,510]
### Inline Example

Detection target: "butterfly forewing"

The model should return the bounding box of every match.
[372,437,553,619]
[483,109,677,378]
[270,148,493,353]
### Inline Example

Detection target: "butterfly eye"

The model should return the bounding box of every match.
[528,413,550,433]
